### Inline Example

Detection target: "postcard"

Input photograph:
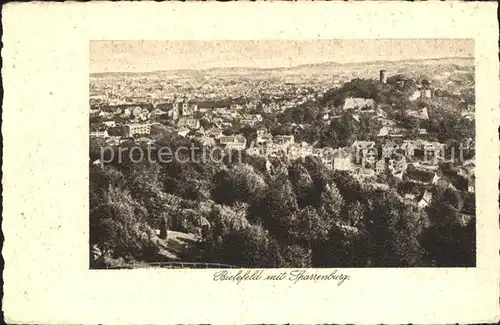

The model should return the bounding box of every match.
[2,2,499,324]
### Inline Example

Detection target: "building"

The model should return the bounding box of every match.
[343,98,376,112]
[218,135,247,151]
[423,142,446,160]
[417,189,433,208]
[388,156,408,174]
[206,128,223,139]
[418,128,428,135]
[288,142,313,160]
[409,87,433,102]
[199,136,216,147]
[148,108,168,118]
[333,157,352,171]
[177,127,190,137]
[177,118,200,130]
[123,123,151,137]
[382,142,398,158]
[377,126,404,138]
[380,69,387,84]
[90,130,108,138]
[171,101,198,119]
[352,141,376,164]
[181,102,198,116]
[102,121,116,128]
[239,119,256,127]
[352,140,375,152]
[408,106,429,120]
[375,159,387,174]
[403,167,436,185]
[273,135,295,147]
[256,128,273,144]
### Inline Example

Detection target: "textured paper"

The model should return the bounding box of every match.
[2,2,499,324]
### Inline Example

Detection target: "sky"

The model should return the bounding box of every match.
[90,39,474,73]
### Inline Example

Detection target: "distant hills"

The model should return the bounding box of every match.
[91,57,474,77]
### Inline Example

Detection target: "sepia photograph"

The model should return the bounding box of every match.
[3,2,498,324]
[89,39,476,269]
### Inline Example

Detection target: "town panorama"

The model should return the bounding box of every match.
[89,56,476,269]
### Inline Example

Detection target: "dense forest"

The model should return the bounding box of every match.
[90,138,475,268]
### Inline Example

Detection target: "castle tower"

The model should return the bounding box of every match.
[379,70,387,84]
[172,101,180,121]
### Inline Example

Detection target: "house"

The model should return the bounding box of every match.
[199,136,216,147]
[417,189,433,208]
[273,135,295,147]
[123,123,151,137]
[89,108,101,117]
[377,126,404,138]
[424,142,446,160]
[409,90,422,101]
[409,87,433,102]
[177,118,200,130]
[393,170,404,180]
[121,108,132,118]
[181,102,198,116]
[352,141,376,165]
[331,157,351,171]
[102,121,116,128]
[90,130,108,138]
[400,141,417,158]
[382,142,398,158]
[343,97,376,112]
[288,142,313,160]
[256,128,272,144]
[98,111,114,119]
[408,107,429,120]
[418,128,428,135]
[239,119,256,127]
[388,156,408,174]
[177,127,190,137]
[468,176,475,193]
[403,167,436,185]
[352,140,375,152]
[148,108,168,118]
[213,118,223,127]
[131,106,143,118]
[206,128,223,139]
[244,114,263,122]
[461,111,475,121]
[375,159,387,174]
[218,135,247,151]
[421,107,429,119]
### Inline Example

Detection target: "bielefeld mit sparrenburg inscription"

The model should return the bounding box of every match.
[213,269,350,285]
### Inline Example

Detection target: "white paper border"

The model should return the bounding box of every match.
[2,2,499,324]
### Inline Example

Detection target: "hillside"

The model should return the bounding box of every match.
[91,57,473,77]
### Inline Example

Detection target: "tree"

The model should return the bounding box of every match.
[420,220,475,267]
[211,164,267,206]
[364,191,429,267]
[219,224,281,267]
[89,186,158,266]
[288,162,315,208]
[421,186,475,266]
[279,245,312,268]
[320,182,344,219]
[289,206,329,245]
[249,176,298,242]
